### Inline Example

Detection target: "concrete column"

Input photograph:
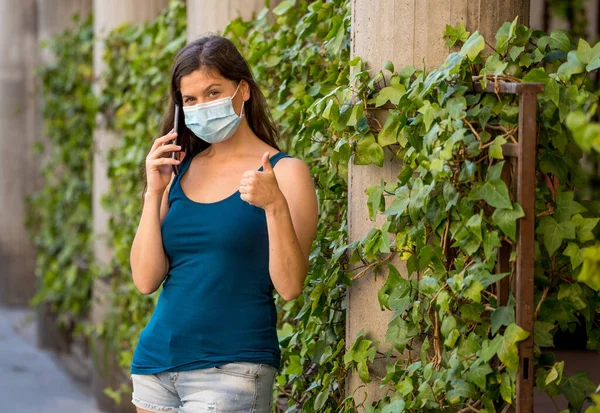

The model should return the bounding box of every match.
[347,0,529,406]
[187,0,280,41]
[0,0,38,306]
[37,0,93,64]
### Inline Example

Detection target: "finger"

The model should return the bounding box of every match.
[239,183,252,194]
[150,131,178,153]
[149,144,182,159]
[147,157,181,167]
[261,152,273,172]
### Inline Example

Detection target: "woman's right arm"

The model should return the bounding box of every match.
[130,130,182,294]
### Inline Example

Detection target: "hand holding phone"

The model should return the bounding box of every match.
[172,103,181,175]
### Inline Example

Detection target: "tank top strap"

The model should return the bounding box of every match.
[258,151,291,171]
[168,151,193,205]
[177,151,194,177]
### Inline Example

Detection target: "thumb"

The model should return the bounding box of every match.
[261,152,273,172]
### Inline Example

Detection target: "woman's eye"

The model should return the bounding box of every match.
[209,91,219,97]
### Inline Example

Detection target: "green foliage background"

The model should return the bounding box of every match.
[29,0,600,412]
[26,15,96,329]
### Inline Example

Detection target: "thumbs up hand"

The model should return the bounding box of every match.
[239,151,284,210]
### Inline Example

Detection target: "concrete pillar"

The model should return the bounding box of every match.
[0,0,38,306]
[37,0,93,64]
[187,0,280,41]
[347,0,529,406]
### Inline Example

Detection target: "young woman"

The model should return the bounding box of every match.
[128,34,318,413]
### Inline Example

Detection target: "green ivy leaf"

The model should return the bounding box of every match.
[418,101,438,132]
[468,363,493,390]
[460,31,485,61]
[571,214,599,243]
[378,113,401,146]
[354,134,384,167]
[383,187,410,216]
[534,321,555,347]
[463,280,484,303]
[468,179,512,209]
[272,0,295,16]
[481,335,503,362]
[376,85,406,107]
[492,202,525,242]
[314,389,328,410]
[522,67,550,83]
[563,243,583,269]
[557,51,585,81]
[366,184,384,220]
[381,399,406,413]
[443,22,469,47]
[554,191,587,222]
[495,16,518,55]
[559,372,596,412]
[575,38,597,65]
[347,102,365,127]
[539,216,576,256]
[484,55,508,75]
[491,301,515,334]
[498,323,530,372]
[378,263,403,311]
[500,372,513,404]
[578,245,600,291]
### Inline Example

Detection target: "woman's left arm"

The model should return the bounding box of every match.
[266,157,318,301]
[240,152,318,301]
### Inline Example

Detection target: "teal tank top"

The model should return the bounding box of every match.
[130,150,291,374]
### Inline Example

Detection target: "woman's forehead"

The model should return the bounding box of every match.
[180,69,227,93]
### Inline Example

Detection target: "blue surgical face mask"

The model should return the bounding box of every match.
[182,82,244,144]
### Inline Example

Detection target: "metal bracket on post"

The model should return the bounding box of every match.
[475,79,544,413]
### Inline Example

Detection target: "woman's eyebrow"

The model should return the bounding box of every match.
[202,83,222,92]
[182,84,222,99]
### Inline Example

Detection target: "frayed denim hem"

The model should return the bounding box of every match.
[131,396,179,413]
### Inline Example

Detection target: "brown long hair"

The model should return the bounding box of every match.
[142,34,281,201]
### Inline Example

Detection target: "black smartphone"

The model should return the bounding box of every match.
[171,103,181,175]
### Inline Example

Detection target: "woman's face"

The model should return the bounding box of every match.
[179,69,246,116]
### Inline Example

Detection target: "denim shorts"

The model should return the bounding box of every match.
[130,362,278,413]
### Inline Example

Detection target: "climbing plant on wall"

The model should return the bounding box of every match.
[25,15,96,331]
[231,5,600,412]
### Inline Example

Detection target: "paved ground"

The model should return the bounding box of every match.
[0,306,104,413]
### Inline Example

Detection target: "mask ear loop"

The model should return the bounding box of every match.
[235,82,245,118]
